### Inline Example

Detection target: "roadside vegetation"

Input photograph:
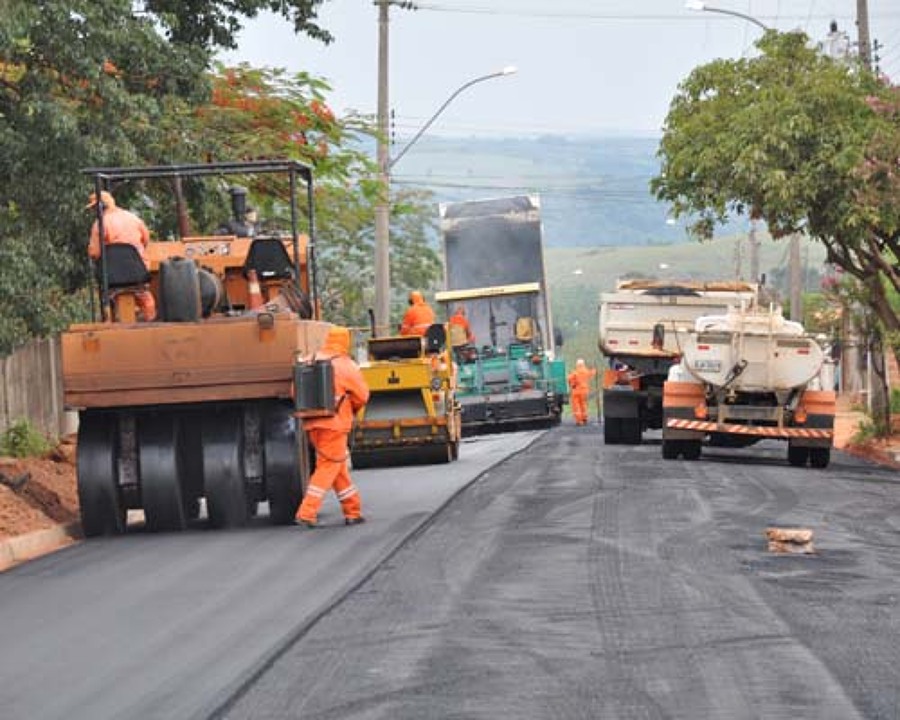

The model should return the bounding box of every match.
[0,0,439,355]
[652,31,900,433]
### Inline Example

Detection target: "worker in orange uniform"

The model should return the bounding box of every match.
[86,190,156,321]
[568,358,597,426]
[296,325,370,528]
[448,305,475,346]
[399,290,435,336]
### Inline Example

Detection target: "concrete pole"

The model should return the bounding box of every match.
[374,0,391,334]
[789,234,802,321]
[748,218,760,283]
[856,0,872,69]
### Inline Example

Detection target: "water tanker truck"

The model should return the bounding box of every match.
[599,279,758,444]
[662,304,835,467]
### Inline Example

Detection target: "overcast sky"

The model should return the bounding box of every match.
[221,0,900,139]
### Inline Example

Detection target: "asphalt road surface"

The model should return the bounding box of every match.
[0,432,541,720]
[221,423,900,720]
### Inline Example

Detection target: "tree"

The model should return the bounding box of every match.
[652,32,900,430]
[144,0,333,50]
[192,65,441,326]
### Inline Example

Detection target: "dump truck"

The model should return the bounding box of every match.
[598,279,758,444]
[438,195,567,435]
[662,304,835,467]
[350,325,460,468]
[63,160,330,536]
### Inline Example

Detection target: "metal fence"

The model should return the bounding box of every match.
[0,338,77,441]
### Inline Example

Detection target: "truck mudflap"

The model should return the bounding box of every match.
[665,418,833,441]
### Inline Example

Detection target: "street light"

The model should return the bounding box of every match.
[684,1,771,32]
[373,66,516,333]
[389,66,517,169]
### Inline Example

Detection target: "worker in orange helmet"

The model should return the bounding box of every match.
[568,358,597,426]
[296,325,370,528]
[448,305,475,347]
[399,290,435,337]
[86,190,157,321]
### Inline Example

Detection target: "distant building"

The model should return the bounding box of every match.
[823,20,851,60]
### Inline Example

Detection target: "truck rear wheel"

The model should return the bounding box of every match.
[203,411,250,529]
[787,444,810,467]
[682,440,702,460]
[603,417,621,444]
[139,414,189,532]
[661,439,680,460]
[263,403,303,525]
[77,413,126,537]
[809,447,831,468]
[620,418,642,445]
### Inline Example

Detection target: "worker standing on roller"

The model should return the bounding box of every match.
[568,358,597,426]
[448,305,475,347]
[399,290,435,336]
[296,325,370,528]
[86,190,156,321]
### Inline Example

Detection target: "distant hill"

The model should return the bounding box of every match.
[395,135,745,247]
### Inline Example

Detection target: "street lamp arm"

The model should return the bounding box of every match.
[388,68,516,170]
[685,2,770,31]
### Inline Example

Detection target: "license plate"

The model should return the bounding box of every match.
[694,359,722,372]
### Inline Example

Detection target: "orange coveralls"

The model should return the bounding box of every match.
[89,200,156,320]
[448,309,474,345]
[297,326,370,525]
[399,292,435,336]
[568,361,597,426]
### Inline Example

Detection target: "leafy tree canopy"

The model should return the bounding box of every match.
[144,0,332,50]
[652,31,900,342]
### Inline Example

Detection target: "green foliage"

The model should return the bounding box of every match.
[892,387,900,414]
[653,31,900,430]
[0,420,52,458]
[144,0,332,50]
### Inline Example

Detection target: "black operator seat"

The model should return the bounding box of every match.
[243,236,295,280]
[104,244,151,287]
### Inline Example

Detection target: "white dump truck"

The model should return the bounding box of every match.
[661,304,836,467]
[599,279,757,444]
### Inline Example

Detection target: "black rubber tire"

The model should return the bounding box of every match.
[682,441,702,460]
[203,410,250,529]
[603,417,621,445]
[77,413,126,537]
[263,403,303,526]
[197,268,223,318]
[158,257,201,322]
[621,418,643,445]
[177,413,204,519]
[787,444,810,467]
[139,413,188,532]
[661,439,680,460]
[809,447,831,469]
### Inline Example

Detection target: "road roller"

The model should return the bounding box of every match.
[350,325,461,468]
[62,160,330,535]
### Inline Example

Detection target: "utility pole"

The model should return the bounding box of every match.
[748,218,759,284]
[789,235,802,321]
[374,0,391,334]
[856,0,872,69]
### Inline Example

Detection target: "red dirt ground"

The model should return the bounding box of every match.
[0,413,896,542]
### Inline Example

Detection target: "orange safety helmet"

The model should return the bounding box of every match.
[321,325,351,355]
[85,190,116,210]
[408,290,424,306]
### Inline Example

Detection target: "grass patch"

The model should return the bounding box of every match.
[0,420,53,458]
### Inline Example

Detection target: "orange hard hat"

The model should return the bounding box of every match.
[322,325,351,354]
[408,290,423,304]
[85,190,115,210]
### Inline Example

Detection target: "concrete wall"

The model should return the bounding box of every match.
[0,338,77,441]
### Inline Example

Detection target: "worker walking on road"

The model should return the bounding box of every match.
[568,358,597,426]
[87,190,156,321]
[296,325,370,528]
[399,290,435,336]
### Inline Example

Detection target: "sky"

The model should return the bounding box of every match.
[221,0,900,141]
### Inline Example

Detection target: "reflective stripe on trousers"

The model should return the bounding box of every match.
[297,427,362,523]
